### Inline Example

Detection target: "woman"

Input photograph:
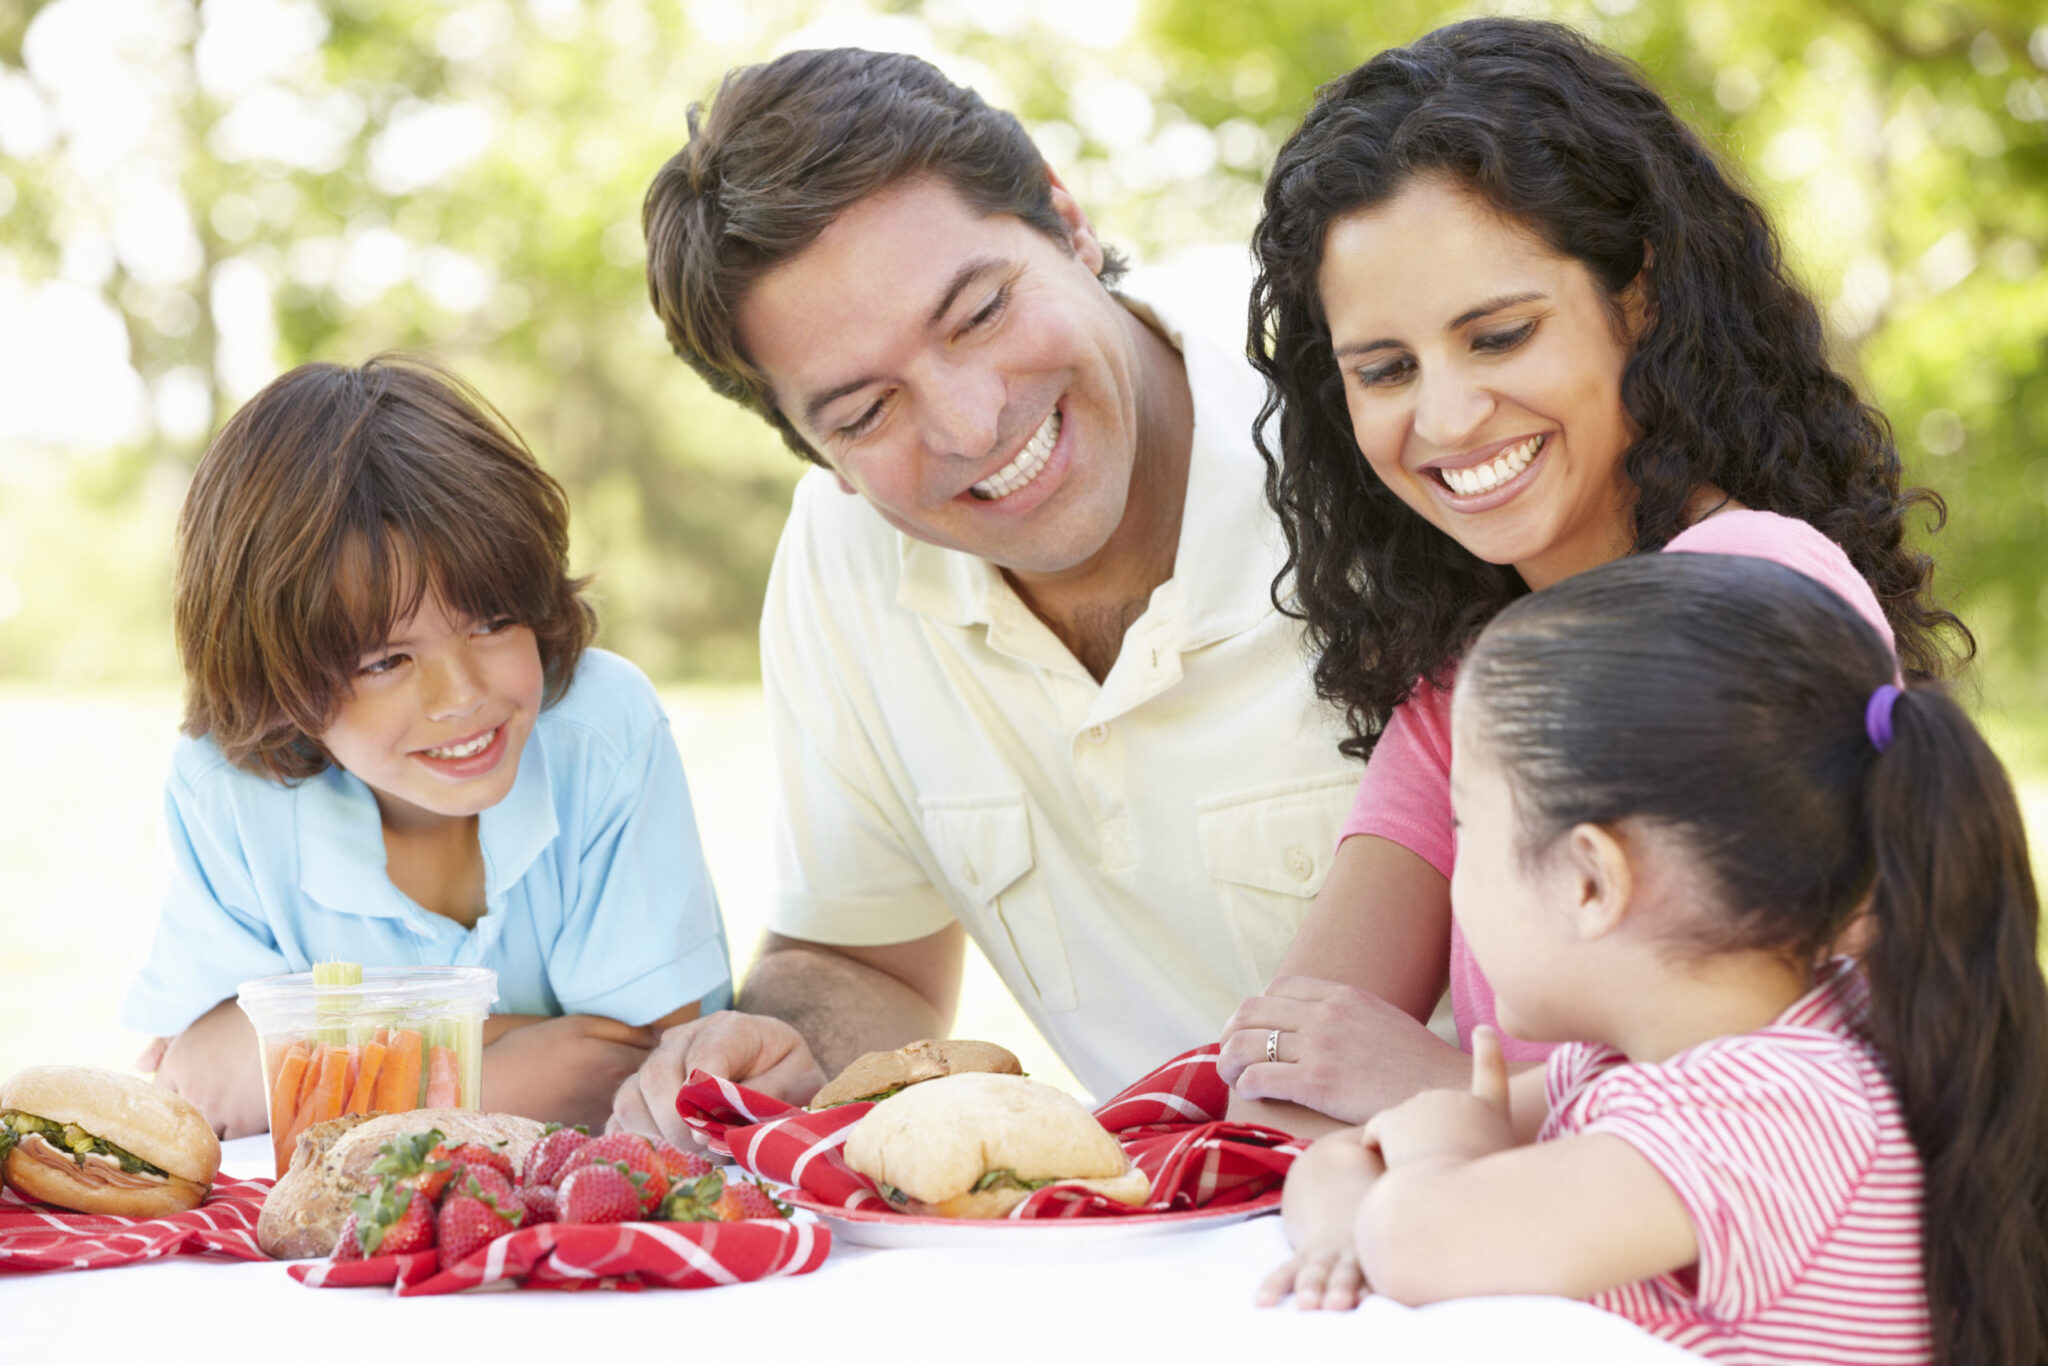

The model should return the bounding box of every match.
[1219,17,1969,1136]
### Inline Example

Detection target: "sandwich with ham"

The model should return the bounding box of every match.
[0,1065,221,1217]
[841,1072,1150,1218]
[809,1037,1023,1109]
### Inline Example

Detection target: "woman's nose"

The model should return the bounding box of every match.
[1411,363,1495,451]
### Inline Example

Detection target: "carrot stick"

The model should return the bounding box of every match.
[424,1045,459,1109]
[268,1042,311,1173]
[373,1030,424,1112]
[343,1044,362,1107]
[304,1044,350,1128]
[346,1041,387,1114]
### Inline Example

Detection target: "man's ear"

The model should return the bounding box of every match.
[1562,822,1635,941]
[828,469,857,496]
[1044,164,1105,277]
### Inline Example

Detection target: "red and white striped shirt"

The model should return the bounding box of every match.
[1540,959,1929,1364]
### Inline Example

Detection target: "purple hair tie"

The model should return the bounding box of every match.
[1865,683,1902,754]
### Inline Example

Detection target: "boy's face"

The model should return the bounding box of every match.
[317,591,544,832]
[734,176,1150,581]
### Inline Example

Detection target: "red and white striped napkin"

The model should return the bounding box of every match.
[676,1044,1301,1219]
[0,1174,273,1271]
[291,1217,830,1295]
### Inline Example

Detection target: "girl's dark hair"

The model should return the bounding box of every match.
[1250,17,1970,760]
[175,355,597,782]
[1464,552,2047,1366]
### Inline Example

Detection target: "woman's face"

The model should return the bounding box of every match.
[1317,176,1642,591]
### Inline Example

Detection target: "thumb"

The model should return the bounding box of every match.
[1469,1026,1509,1112]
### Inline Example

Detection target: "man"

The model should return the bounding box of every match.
[613,48,1362,1142]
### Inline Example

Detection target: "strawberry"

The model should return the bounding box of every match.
[437,1193,517,1265]
[715,1179,790,1222]
[346,1182,437,1257]
[366,1129,452,1204]
[523,1124,591,1187]
[521,1183,558,1225]
[332,1212,367,1261]
[444,1141,516,1187]
[659,1171,725,1222]
[459,1167,517,1210]
[558,1162,644,1225]
[653,1140,713,1185]
[570,1134,665,1213]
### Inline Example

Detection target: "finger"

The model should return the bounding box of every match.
[1469,1026,1509,1110]
[1255,1257,1303,1307]
[610,1071,662,1139]
[1323,1254,1365,1311]
[1294,1252,1331,1309]
[1359,1114,1384,1153]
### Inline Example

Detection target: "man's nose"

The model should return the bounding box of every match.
[1411,362,1495,451]
[915,359,1005,462]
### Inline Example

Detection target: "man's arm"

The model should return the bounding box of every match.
[608,923,966,1147]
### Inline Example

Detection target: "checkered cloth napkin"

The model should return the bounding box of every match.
[676,1043,1302,1218]
[292,1217,831,1295]
[0,1174,273,1271]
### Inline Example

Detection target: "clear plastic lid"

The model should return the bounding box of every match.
[236,965,498,1035]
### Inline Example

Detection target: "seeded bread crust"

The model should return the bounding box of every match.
[809,1038,1023,1109]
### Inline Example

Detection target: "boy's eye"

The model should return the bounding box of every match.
[1474,320,1537,353]
[358,653,407,677]
[475,616,518,636]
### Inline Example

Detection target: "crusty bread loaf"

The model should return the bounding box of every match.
[809,1038,1023,1109]
[255,1109,543,1259]
[841,1073,1149,1217]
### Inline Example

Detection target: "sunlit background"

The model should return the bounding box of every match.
[2,0,2043,1085]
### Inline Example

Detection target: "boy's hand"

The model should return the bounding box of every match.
[1362,1026,1516,1169]
[480,1014,660,1131]
[151,998,269,1139]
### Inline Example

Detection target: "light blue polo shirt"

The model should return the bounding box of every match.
[121,649,734,1034]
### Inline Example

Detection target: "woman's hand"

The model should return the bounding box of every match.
[149,998,269,1139]
[1222,975,1471,1125]
[1363,1027,1516,1168]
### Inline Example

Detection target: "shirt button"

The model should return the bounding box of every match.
[1285,847,1315,883]
[1085,725,1109,744]
[961,860,979,887]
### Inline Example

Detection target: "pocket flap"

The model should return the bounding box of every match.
[1197,773,1359,899]
[918,794,1035,904]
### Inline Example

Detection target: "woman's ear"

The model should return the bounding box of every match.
[1562,822,1635,941]
[1621,241,1656,338]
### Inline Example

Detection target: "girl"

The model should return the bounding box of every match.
[122,357,733,1135]
[1263,552,2048,1366]
[1221,18,1970,1131]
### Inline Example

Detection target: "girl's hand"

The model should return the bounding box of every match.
[1363,1026,1516,1168]
[1257,1244,1368,1310]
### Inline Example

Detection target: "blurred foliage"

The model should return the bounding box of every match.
[0,0,2042,703]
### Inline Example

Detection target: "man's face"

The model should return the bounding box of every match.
[736,177,1147,579]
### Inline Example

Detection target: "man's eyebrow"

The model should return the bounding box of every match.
[799,256,1010,431]
[1331,291,1548,360]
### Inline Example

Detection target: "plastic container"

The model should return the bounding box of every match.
[238,966,498,1175]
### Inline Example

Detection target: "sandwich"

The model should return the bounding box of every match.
[809,1037,1023,1109]
[0,1065,222,1217]
[841,1072,1151,1218]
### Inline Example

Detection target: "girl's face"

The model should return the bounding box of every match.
[1317,176,1641,591]
[316,590,544,833]
[1447,686,1595,1044]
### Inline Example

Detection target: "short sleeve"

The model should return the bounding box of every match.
[759,501,959,946]
[1337,678,1457,878]
[119,758,293,1035]
[1664,510,1893,649]
[1555,1040,1883,1321]
[542,702,733,1025]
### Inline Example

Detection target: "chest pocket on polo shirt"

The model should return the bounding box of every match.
[919,795,1078,1013]
[1197,772,1361,994]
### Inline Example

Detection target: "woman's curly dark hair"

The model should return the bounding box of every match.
[1249,17,1971,761]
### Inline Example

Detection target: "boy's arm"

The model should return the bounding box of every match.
[151,997,270,1139]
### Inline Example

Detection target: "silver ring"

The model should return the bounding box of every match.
[1265,1029,1281,1064]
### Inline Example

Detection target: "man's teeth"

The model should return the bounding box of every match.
[423,729,494,760]
[971,409,1061,501]
[1441,435,1545,496]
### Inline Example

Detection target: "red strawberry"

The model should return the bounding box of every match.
[459,1167,517,1209]
[366,1129,452,1204]
[437,1193,517,1265]
[444,1141,516,1187]
[345,1182,437,1257]
[715,1179,790,1222]
[332,1212,367,1261]
[558,1163,643,1225]
[653,1140,712,1184]
[659,1171,724,1222]
[571,1134,665,1213]
[524,1125,591,1187]
[521,1183,558,1225]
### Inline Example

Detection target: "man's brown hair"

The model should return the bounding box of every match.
[175,356,597,782]
[643,47,1124,466]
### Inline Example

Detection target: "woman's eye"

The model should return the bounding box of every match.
[1356,356,1415,388]
[1474,320,1537,353]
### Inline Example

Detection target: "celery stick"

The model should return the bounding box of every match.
[311,960,362,1045]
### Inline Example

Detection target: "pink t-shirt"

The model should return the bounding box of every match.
[1339,510,1895,1059]
[1541,959,1929,1362]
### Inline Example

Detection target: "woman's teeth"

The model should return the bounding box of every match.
[423,728,494,760]
[1440,435,1545,496]
[971,409,1061,501]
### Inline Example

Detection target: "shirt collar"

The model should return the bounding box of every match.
[894,287,1282,652]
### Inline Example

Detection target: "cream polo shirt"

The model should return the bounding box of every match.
[759,292,1361,1098]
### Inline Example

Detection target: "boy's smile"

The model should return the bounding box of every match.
[317,592,543,834]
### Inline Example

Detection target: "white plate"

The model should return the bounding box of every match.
[786,1195,1280,1249]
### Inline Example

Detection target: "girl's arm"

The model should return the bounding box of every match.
[1256,1126,1385,1310]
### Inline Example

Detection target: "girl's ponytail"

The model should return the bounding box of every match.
[1862,685,2048,1366]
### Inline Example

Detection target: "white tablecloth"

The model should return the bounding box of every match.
[7,1136,1701,1363]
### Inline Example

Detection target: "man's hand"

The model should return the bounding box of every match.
[1221,975,1469,1125]
[1361,1027,1517,1169]
[150,998,269,1139]
[607,1011,828,1148]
